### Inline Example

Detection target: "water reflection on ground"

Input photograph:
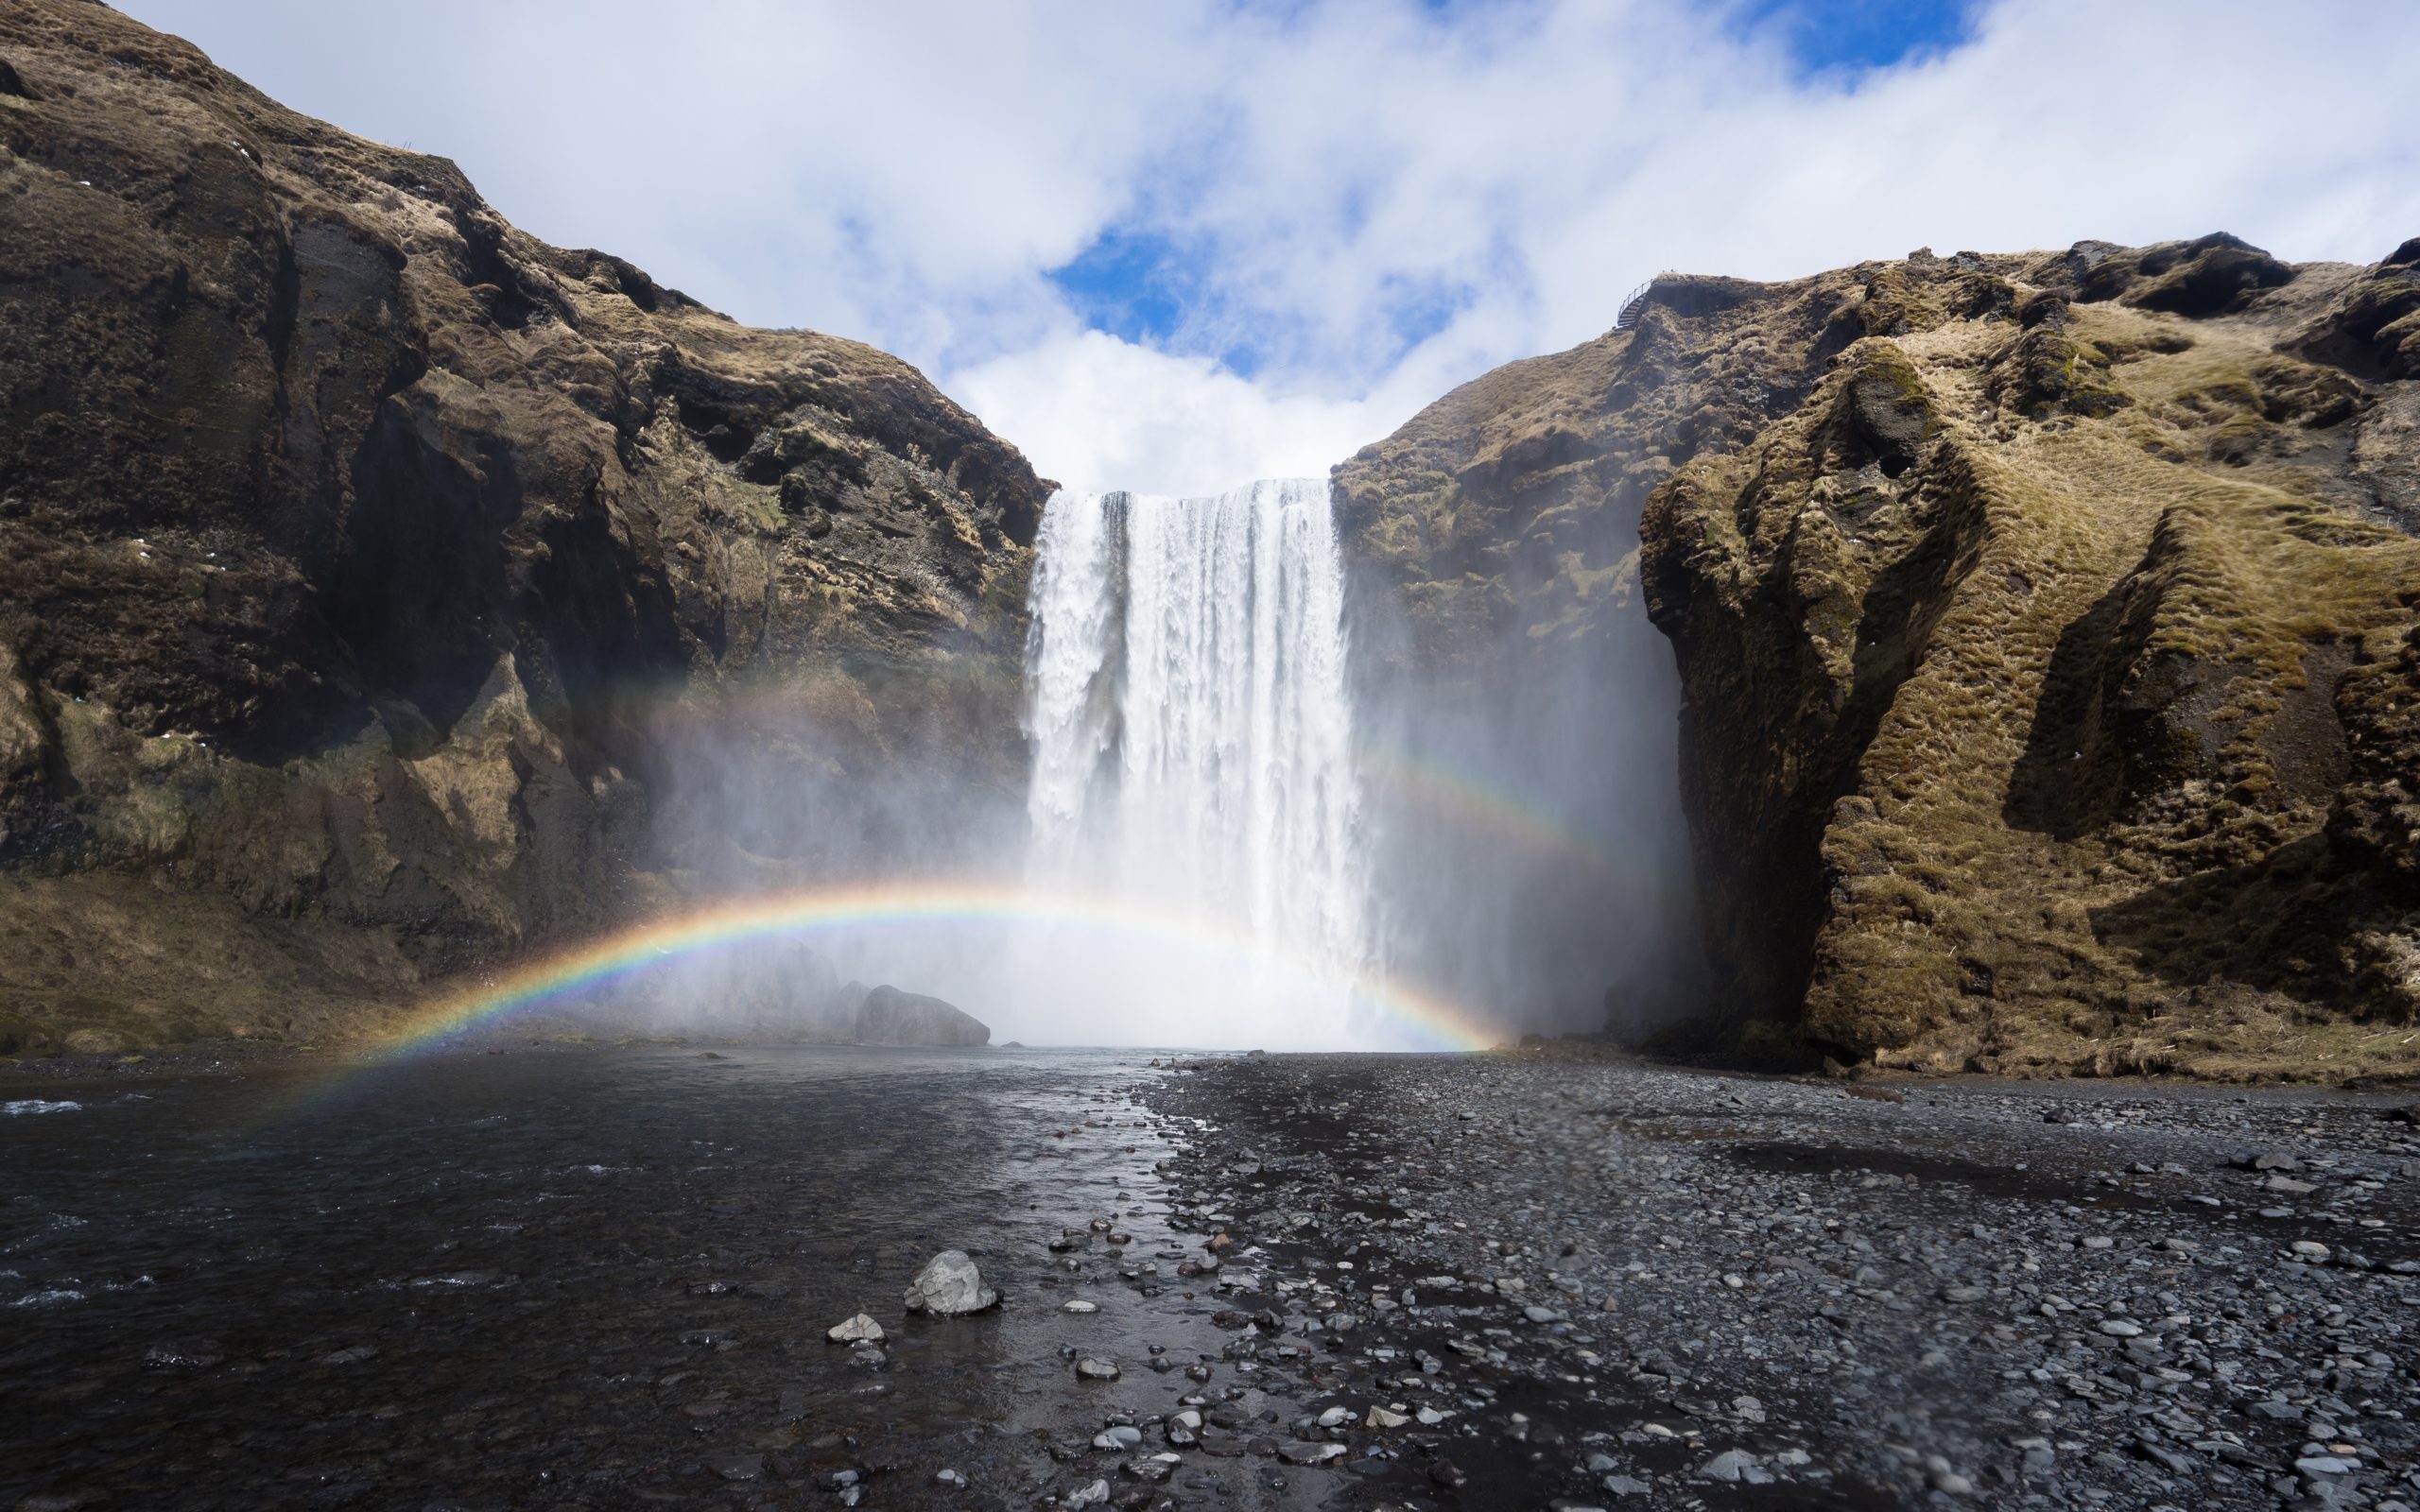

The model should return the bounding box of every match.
[1,1044,1236,1510]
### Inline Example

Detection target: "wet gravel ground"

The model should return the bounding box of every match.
[1138,1054,2420,1512]
[7,1045,2418,1512]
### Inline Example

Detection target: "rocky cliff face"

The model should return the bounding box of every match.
[1341,235,2420,1079]
[0,2,1046,1052]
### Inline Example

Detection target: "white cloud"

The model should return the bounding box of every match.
[951,328,1394,496]
[121,0,2420,496]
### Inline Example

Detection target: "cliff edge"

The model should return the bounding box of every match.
[1341,235,2420,1080]
[0,2,1046,1052]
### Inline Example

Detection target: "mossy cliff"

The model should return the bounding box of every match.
[1340,235,2420,1081]
[0,3,1046,1051]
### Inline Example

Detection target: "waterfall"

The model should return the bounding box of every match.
[1018,479,1373,1045]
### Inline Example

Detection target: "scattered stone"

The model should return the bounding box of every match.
[142,1339,225,1369]
[904,1249,998,1314]
[1698,1449,1770,1485]
[826,1313,885,1343]
[1074,1357,1120,1382]
[702,1452,763,1482]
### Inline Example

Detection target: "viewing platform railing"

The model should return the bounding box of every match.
[1615,272,1679,330]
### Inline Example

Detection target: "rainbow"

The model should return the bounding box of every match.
[1354,742,1667,900]
[352,881,1501,1061]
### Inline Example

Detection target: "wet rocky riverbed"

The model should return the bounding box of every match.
[4,1046,2418,1512]
[1140,1054,2420,1512]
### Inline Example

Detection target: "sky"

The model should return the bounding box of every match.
[121,0,2420,495]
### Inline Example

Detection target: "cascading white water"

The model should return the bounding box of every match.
[1017,478,1374,1046]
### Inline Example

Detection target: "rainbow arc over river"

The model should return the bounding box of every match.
[363,881,1499,1060]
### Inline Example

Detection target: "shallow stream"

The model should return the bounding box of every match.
[0,1044,1269,1511]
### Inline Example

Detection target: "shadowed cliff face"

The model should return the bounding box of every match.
[0,2,1046,1051]
[1343,236,2420,1080]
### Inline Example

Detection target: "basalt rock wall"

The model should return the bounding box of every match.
[0,2,1046,1051]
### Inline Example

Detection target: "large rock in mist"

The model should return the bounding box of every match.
[0,3,1046,1053]
[851,984,989,1046]
[1340,238,2420,1079]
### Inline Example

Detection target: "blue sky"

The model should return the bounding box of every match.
[1737,0,1978,72]
[122,0,2420,493]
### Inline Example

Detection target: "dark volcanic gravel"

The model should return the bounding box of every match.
[1139,1054,2420,1512]
[7,1045,2418,1511]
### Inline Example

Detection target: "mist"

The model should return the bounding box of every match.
[550,471,1697,1053]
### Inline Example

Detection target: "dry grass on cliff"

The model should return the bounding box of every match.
[1817,297,2420,1083]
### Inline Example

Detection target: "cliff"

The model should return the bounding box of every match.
[0,2,1046,1052]
[1340,235,2420,1081]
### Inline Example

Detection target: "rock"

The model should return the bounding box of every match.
[1365,1406,1409,1429]
[1278,1441,1345,1466]
[853,986,991,1048]
[1698,1450,1768,1484]
[1075,1358,1120,1382]
[703,1452,763,1483]
[2290,1241,2332,1262]
[1061,1479,1110,1507]
[1092,1426,1142,1451]
[1339,233,2420,1070]
[1604,1473,1652,1496]
[904,1251,998,1314]
[826,1313,885,1343]
[0,3,1050,1048]
[1062,1299,1098,1314]
[1316,1406,1352,1428]
[142,1339,225,1369]
[2098,1319,2142,1338]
